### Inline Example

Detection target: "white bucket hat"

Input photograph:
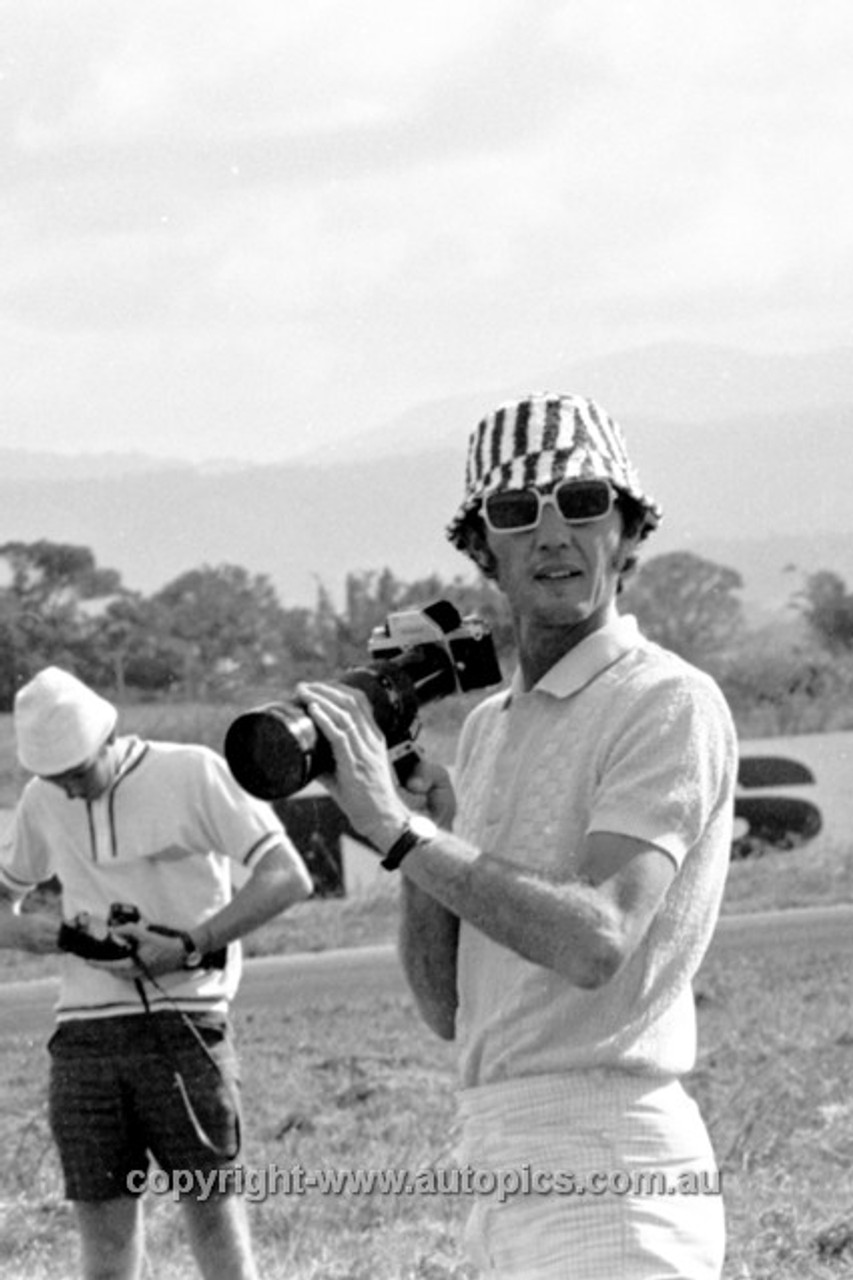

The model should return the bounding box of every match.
[447,392,662,571]
[14,667,117,776]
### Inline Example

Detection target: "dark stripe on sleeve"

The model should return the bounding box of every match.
[242,832,279,866]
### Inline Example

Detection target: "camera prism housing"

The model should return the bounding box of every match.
[224,600,502,801]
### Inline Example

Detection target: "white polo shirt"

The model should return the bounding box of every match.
[453,613,737,1087]
[0,736,297,1021]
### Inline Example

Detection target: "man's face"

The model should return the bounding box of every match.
[485,484,636,634]
[43,742,116,802]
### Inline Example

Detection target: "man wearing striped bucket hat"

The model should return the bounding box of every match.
[301,392,737,1279]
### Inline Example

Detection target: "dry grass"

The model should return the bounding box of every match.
[3,909,853,1277]
[0,988,469,1280]
[2,705,853,1275]
[693,945,853,1278]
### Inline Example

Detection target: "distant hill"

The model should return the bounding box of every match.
[0,342,849,610]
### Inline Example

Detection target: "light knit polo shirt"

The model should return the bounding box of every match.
[0,736,297,1021]
[453,612,737,1088]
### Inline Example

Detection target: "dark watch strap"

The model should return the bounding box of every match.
[380,826,423,872]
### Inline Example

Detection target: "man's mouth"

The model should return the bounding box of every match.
[534,566,582,581]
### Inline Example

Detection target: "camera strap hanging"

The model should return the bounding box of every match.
[131,963,240,1162]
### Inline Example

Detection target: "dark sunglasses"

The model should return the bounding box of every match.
[482,478,614,533]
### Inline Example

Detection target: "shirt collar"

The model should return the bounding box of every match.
[107,734,148,787]
[510,611,641,701]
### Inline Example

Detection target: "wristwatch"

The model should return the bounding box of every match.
[179,931,204,970]
[380,814,438,872]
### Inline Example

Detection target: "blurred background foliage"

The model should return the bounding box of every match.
[0,538,852,740]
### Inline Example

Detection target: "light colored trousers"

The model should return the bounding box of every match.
[458,1072,724,1280]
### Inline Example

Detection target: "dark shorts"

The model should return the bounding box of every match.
[48,1011,243,1202]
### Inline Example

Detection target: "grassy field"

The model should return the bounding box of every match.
[2,703,853,1276]
[4,917,853,1279]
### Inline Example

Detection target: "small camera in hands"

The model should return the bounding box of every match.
[57,903,226,968]
[57,902,139,962]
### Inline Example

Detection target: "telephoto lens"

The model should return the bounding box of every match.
[223,698,333,801]
[223,661,427,801]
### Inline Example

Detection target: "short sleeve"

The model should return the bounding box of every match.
[588,674,737,866]
[190,747,293,870]
[0,786,53,897]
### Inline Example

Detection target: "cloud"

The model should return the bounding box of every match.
[10,1,528,150]
[1,0,852,457]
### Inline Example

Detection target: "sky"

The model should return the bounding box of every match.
[2,0,851,463]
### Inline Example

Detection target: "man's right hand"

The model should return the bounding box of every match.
[0,907,62,954]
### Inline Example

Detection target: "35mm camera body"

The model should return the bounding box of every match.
[224,600,503,801]
[57,902,226,969]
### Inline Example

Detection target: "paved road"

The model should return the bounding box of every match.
[0,944,404,1039]
[1,903,851,1040]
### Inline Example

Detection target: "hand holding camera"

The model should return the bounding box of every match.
[299,684,458,852]
[297,678,415,852]
[57,903,226,976]
[1,908,67,956]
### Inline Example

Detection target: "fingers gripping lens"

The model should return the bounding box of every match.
[483,479,614,533]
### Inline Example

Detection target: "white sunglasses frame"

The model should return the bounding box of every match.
[482,479,615,534]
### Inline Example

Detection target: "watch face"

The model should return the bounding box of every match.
[380,812,438,871]
[410,815,438,841]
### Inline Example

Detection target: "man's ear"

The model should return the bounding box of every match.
[613,531,642,590]
[463,519,499,581]
[612,544,634,573]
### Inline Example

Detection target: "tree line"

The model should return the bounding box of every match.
[0,538,851,735]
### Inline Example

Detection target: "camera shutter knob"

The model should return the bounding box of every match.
[380,814,438,872]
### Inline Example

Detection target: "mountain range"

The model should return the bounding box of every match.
[0,342,850,615]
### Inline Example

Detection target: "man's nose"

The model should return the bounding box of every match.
[534,502,571,543]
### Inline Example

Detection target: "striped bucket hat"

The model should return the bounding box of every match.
[446,392,661,569]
